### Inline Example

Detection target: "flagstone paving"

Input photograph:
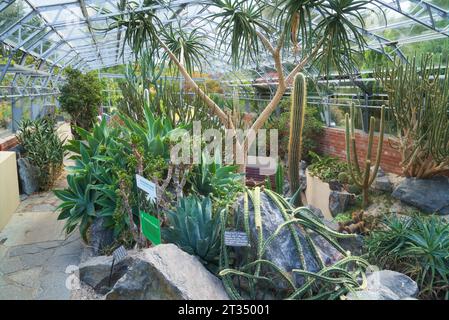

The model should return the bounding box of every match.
[0,123,85,300]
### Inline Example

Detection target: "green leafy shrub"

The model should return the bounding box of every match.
[17,117,65,191]
[162,195,222,267]
[56,119,123,241]
[265,105,324,162]
[59,67,103,137]
[56,114,172,245]
[365,214,449,299]
[307,151,348,183]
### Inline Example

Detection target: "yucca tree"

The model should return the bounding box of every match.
[108,0,375,170]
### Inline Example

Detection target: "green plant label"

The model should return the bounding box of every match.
[140,211,161,245]
[224,231,250,247]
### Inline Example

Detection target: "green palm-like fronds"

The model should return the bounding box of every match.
[276,0,324,50]
[313,0,373,75]
[107,0,162,57]
[161,24,211,74]
[208,0,271,68]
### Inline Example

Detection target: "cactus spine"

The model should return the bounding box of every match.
[288,73,307,206]
[345,104,385,208]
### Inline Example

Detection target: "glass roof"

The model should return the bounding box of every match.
[0,0,448,98]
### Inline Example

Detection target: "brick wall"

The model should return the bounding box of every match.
[316,127,402,175]
[0,136,18,151]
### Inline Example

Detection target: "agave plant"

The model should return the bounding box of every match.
[119,91,186,159]
[189,152,243,199]
[54,173,99,242]
[55,118,127,241]
[162,195,222,265]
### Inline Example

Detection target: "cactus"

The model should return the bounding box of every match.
[345,104,385,208]
[218,189,368,300]
[288,73,307,206]
[265,162,284,194]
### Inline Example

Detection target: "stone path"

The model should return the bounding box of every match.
[0,123,85,300]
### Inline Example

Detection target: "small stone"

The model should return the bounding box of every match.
[346,290,397,300]
[366,270,419,299]
[338,235,364,256]
[79,255,133,295]
[329,191,355,216]
[372,168,393,192]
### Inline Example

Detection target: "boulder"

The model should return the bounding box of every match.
[235,192,344,289]
[78,255,133,295]
[17,157,39,195]
[392,176,449,215]
[305,204,324,219]
[90,217,114,256]
[106,244,229,300]
[329,190,355,216]
[371,168,393,192]
[346,270,418,300]
[310,215,364,256]
[338,234,364,256]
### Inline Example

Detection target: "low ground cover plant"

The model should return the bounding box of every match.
[365,214,449,300]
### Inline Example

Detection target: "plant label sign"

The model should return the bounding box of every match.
[112,245,127,263]
[224,231,250,247]
[136,174,157,201]
[140,211,161,245]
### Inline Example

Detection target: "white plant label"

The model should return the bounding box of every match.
[136,174,157,201]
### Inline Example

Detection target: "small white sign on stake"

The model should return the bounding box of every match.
[136,174,157,201]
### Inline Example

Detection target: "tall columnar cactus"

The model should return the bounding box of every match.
[345,104,385,208]
[288,73,307,206]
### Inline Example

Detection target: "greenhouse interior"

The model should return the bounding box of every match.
[0,0,449,302]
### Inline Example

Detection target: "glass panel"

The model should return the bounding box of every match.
[0,0,33,35]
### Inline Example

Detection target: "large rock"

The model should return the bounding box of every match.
[392,176,449,215]
[106,244,229,300]
[346,270,418,300]
[310,214,364,256]
[89,217,114,256]
[17,157,39,195]
[371,168,393,192]
[305,204,324,219]
[235,192,344,290]
[329,190,355,216]
[78,255,133,294]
